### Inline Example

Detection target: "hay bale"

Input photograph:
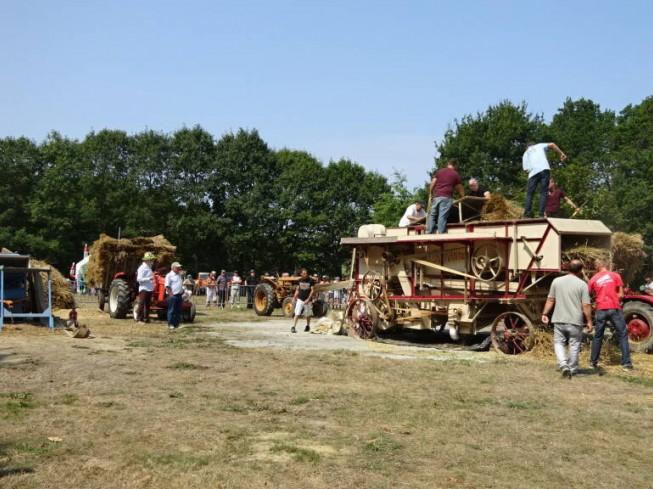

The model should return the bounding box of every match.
[611,232,646,286]
[86,234,176,288]
[30,259,75,309]
[480,195,523,221]
[529,327,622,365]
[564,232,645,285]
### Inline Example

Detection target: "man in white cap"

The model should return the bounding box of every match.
[165,262,184,330]
[136,252,156,324]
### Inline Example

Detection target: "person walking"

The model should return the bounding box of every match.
[135,252,156,324]
[426,159,464,234]
[217,269,228,308]
[205,271,217,307]
[522,142,567,218]
[245,269,257,309]
[229,271,242,308]
[541,259,593,378]
[165,262,184,330]
[588,259,634,371]
[291,268,315,333]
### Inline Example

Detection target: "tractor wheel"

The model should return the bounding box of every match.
[346,298,378,339]
[98,290,106,312]
[254,283,275,316]
[108,278,131,319]
[312,299,327,318]
[490,311,534,354]
[183,302,196,323]
[282,297,294,318]
[624,302,653,353]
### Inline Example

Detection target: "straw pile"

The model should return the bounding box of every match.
[480,195,523,221]
[86,234,176,288]
[611,232,647,285]
[564,232,646,285]
[30,259,75,309]
[529,327,622,365]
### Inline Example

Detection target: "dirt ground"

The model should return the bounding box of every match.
[1,302,653,489]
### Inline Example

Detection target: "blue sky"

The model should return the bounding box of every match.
[1,0,651,188]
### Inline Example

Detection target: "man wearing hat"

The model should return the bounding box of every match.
[165,262,184,330]
[135,252,156,324]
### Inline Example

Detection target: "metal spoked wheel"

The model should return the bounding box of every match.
[346,298,379,339]
[472,244,503,281]
[361,271,384,301]
[490,311,534,354]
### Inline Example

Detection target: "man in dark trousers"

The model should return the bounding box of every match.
[216,269,228,308]
[291,268,315,334]
[522,142,567,218]
[588,259,634,371]
[426,159,464,234]
[245,269,257,309]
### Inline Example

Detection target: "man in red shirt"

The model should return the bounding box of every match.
[545,178,580,218]
[426,159,464,234]
[588,259,633,370]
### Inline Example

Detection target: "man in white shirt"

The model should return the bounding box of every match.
[229,271,242,308]
[398,202,426,227]
[165,262,184,330]
[522,142,566,218]
[135,252,156,324]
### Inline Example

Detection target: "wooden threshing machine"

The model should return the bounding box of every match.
[341,218,615,353]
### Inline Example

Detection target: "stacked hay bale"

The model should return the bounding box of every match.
[564,232,646,285]
[480,195,523,221]
[30,259,76,309]
[86,234,176,289]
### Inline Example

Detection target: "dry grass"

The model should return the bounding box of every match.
[1,302,653,489]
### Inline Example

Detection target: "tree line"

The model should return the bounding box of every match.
[1,95,651,276]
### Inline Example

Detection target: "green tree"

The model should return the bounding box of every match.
[437,101,545,197]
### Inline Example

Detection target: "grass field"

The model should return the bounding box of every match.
[1,302,652,489]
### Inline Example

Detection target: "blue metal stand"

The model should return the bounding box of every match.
[0,266,54,331]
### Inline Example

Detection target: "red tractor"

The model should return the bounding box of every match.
[623,290,653,353]
[87,234,196,323]
[105,270,196,323]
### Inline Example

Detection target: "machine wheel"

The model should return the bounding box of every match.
[472,244,503,281]
[254,283,275,316]
[108,278,131,319]
[98,290,106,311]
[346,298,379,339]
[282,297,294,318]
[182,302,196,323]
[624,302,653,353]
[312,299,327,318]
[490,311,534,354]
[361,271,384,300]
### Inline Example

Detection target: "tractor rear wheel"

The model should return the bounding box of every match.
[282,297,294,317]
[312,299,327,318]
[624,301,653,353]
[108,278,131,319]
[98,290,106,312]
[183,302,197,323]
[254,283,276,316]
[490,311,534,354]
